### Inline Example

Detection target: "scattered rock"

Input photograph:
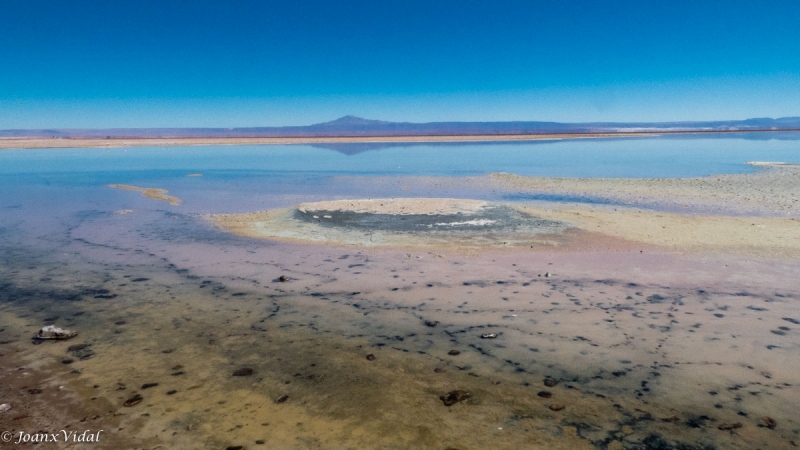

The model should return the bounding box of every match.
[123,394,143,407]
[544,378,558,387]
[66,343,95,360]
[366,354,376,361]
[718,423,743,430]
[762,416,777,429]
[232,368,254,377]
[480,333,498,339]
[33,325,77,341]
[537,391,553,398]
[424,320,439,327]
[276,395,289,404]
[141,383,159,389]
[549,403,565,411]
[448,350,461,356]
[440,390,470,406]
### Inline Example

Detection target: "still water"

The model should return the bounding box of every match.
[0,136,798,449]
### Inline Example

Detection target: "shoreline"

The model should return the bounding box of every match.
[2,128,799,149]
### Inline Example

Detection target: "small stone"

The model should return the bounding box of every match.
[434,368,446,373]
[480,333,498,339]
[255,440,266,445]
[0,403,10,414]
[33,325,77,340]
[123,394,143,407]
[762,416,777,429]
[545,272,551,278]
[62,358,74,364]
[162,348,175,354]
[440,390,470,406]
[232,368,254,377]
[537,391,552,398]
[424,320,439,327]
[718,423,743,430]
[544,378,558,387]
[278,275,288,282]
[172,364,184,370]
[225,446,244,450]
[549,403,565,411]
[662,415,681,422]
[366,354,376,361]
[448,350,461,356]
[276,394,289,403]
[166,390,177,395]
[27,388,43,394]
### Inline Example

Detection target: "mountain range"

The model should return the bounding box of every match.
[2,115,800,139]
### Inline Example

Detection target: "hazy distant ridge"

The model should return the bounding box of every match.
[3,115,800,139]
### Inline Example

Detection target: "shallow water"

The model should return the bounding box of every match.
[1,137,800,449]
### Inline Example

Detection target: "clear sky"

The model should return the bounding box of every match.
[2,0,799,128]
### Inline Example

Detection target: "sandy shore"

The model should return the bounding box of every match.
[1,130,794,150]
[108,184,182,205]
[99,161,800,260]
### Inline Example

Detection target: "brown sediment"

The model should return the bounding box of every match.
[108,184,182,205]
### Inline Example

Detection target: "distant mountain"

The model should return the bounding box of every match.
[2,116,800,139]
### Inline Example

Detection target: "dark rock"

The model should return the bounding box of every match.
[232,368,254,377]
[276,394,289,403]
[434,368,446,373]
[762,416,777,429]
[448,350,461,356]
[27,388,43,394]
[226,446,244,450]
[141,383,159,389]
[718,423,743,430]
[166,390,177,395]
[61,358,74,364]
[255,440,266,445]
[123,394,143,407]
[366,354,376,361]
[544,378,558,387]
[440,390,470,406]
[424,320,439,327]
[537,391,552,398]
[278,275,287,282]
[66,343,95,360]
[171,371,186,376]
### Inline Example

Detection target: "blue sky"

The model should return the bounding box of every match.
[1,0,799,128]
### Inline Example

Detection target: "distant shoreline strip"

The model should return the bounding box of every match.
[2,128,800,150]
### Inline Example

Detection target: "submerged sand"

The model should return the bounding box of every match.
[108,184,182,205]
